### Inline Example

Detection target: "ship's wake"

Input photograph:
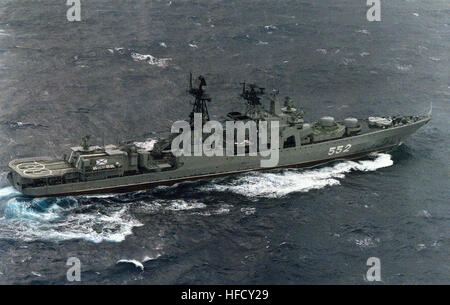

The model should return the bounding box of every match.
[202,153,394,198]
[0,190,142,243]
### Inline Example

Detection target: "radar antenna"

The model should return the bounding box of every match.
[81,135,91,151]
[240,82,265,119]
[188,73,211,127]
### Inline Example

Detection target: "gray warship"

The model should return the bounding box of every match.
[7,75,431,197]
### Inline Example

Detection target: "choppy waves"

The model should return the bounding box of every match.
[108,47,171,68]
[0,191,142,243]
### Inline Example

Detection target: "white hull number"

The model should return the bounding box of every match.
[328,144,352,156]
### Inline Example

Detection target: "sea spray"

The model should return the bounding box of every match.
[0,194,142,243]
[202,153,394,198]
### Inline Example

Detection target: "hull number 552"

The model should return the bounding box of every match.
[328,144,352,155]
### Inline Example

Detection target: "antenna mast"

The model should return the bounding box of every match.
[81,135,91,151]
[240,82,265,119]
[188,73,211,127]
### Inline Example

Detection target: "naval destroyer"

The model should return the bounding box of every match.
[7,75,431,197]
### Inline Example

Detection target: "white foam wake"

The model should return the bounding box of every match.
[108,47,171,68]
[0,186,21,200]
[135,199,207,213]
[0,29,10,37]
[204,153,393,198]
[130,52,171,68]
[0,195,142,243]
[116,253,163,270]
[396,64,412,72]
[165,200,206,211]
[116,259,144,271]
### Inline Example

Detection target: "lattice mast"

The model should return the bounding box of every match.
[240,82,266,120]
[188,73,211,127]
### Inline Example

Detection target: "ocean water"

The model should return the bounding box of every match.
[0,0,448,284]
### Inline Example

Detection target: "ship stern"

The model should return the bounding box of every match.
[7,170,22,192]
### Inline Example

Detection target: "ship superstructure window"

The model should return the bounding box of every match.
[283,136,296,148]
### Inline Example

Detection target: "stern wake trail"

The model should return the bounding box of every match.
[0,186,21,200]
[0,188,143,243]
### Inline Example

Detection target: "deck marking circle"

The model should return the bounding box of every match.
[17,162,45,170]
[18,161,52,176]
[23,168,52,176]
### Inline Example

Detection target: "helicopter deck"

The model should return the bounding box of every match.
[8,157,75,179]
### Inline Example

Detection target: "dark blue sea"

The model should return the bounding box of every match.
[0,0,448,284]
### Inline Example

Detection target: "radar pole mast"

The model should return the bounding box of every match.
[240,82,265,120]
[188,73,211,127]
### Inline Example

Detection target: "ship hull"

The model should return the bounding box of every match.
[12,117,429,198]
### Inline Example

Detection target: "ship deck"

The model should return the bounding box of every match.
[8,157,76,179]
